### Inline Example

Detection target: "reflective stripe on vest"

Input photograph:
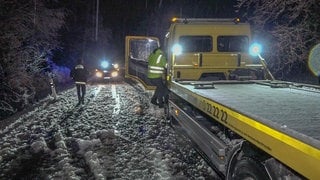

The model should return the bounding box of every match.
[149,65,164,74]
[156,55,162,64]
[75,64,84,69]
[150,66,164,70]
[149,70,163,74]
[75,81,86,85]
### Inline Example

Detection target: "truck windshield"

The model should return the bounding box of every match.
[217,36,249,52]
[179,36,212,52]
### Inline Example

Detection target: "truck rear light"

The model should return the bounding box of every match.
[174,109,179,116]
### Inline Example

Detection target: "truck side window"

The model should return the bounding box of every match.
[129,39,158,61]
[179,36,212,52]
[217,36,249,52]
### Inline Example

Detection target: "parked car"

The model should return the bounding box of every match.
[92,60,121,82]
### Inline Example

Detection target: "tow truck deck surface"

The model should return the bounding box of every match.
[169,80,320,178]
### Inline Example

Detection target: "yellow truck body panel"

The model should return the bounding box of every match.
[170,81,320,179]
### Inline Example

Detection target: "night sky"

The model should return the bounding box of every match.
[56,0,238,68]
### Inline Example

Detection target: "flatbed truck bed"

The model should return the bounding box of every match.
[169,80,320,179]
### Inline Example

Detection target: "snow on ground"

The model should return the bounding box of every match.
[0,82,220,179]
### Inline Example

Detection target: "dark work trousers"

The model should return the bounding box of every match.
[151,77,166,105]
[76,84,86,104]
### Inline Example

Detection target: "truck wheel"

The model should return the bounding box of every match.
[164,103,171,120]
[231,157,269,180]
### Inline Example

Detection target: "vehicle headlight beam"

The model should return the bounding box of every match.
[172,44,182,56]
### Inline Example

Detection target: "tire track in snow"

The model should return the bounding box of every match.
[0,83,219,179]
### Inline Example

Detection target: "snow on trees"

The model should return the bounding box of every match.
[236,0,320,79]
[0,1,66,118]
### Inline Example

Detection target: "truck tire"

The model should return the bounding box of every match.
[164,103,171,120]
[231,156,269,180]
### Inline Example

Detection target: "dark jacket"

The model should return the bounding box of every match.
[70,64,89,84]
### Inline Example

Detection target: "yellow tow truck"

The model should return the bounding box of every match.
[125,18,320,179]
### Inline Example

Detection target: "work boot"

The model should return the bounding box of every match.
[77,97,81,106]
[158,103,164,108]
[151,98,158,105]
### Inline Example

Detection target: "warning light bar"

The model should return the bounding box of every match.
[171,17,242,24]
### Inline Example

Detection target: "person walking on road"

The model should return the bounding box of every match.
[147,47,167,108]
[70,58,89,105]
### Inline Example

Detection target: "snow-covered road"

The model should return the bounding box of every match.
[0,82,219,179]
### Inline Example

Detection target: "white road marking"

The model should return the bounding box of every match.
[112,85,120,115]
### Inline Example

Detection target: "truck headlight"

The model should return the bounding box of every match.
[101,60,109,68]
[249,43,262,57]
[172,44,182,55]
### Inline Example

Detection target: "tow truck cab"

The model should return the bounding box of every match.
[125,18,267,89]
[165,18,266,82]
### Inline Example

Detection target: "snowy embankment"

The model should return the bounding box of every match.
[0,82,218,179]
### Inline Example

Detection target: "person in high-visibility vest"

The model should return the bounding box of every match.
[147,48,167,108]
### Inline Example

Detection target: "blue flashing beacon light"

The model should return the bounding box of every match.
[101,60,109,68]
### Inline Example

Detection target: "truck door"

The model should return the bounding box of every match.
[125,36,160,90]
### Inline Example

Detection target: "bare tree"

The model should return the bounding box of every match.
[236,0,320,78]
[0,0,65,118]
